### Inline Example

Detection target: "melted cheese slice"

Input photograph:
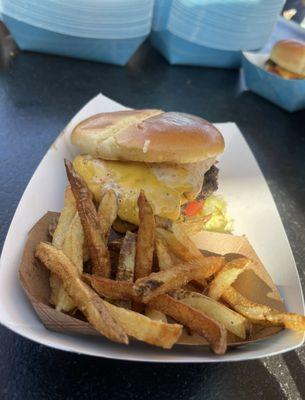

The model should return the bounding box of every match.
[73,155,204,224]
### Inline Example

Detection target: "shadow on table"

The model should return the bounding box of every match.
[0,327,294,400]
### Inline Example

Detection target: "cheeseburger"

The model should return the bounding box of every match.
[71,110,230,232]
[265,39,305,80]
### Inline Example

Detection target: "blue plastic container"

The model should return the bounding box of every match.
[242,52,305,112]
[3,15,146,65]
[151,0,285,68]
[166,0,285,51]
[151,30,241,68]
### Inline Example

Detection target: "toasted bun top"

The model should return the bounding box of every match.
[270,40,305,76]
[71,110,224,163]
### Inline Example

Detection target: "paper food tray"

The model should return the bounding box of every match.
[0,94,303,362]
[242,51,305,112]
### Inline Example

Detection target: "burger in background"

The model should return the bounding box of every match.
[265,39,305,79]
[71,110,232,234]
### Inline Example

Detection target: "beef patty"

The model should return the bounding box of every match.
[196,164,219,201]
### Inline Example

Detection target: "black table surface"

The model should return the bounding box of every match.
[0,42,305,400]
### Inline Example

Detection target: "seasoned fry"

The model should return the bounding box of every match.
[49,271,63,306]
[145,306,168,323]
[171,222,204,259]
[223,286,305,331]
[54,213,84,312]
[148,240,170,320]
[83,274,226,353]
[52,186,76,249]
[98,190,118,241]
[50,186,78,311]
[156,225,207,268]
[155,239,173,271]
[62,213,84,274]
[81,277,181,347]
[156,228,197,262]
[108,238,123,269]
[149,295,227,355]
[208,257,251,300]
[103,301,181,349]
[35,242,128,344]
[172,290,250,339]
[116,232,136,282]
[135,190,155,279]
[115,231,136,308]
[65,159,111,277]
[83,241,89,262]
[50,276,74,313]
[133,257,225,303]
[109,237,123,252]
[266,313,305,331]
[83,274,133,300]
[156,237,207,288]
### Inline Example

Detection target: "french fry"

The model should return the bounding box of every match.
[208,257,251,300]
[50,186,78,311]
[108,238,123,269]
[65,159,111,277]
[133,257,225,303]
[52,186,76,249]
[145,306,168,323]
[171,222,204,259]
[83,274,132,300]
[81,277,181,348]
[83,241,89,262]
[266,313,305,331]
[109,237,123,253]
[156,224,207,271]
[155,239,173,271]
[135,190,155,279]
[222,286,305,331]
[116,232,136,282]
[54,213,84,312]
[49,275,63,310]
[149,295,227,355]
[156,237,207,288]
[103,301,181,349]
[98,189,118,241]
[156,228,197,262]
[35,242,128,344]
[146,241,169,320]
[62,213,84,274]
[172,290,250,339]
[83,274,226,353]
[115,231,136,308]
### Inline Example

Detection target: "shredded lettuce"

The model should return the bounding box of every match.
[200,195,233,233]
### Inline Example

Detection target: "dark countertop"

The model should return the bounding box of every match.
[0,41,305,400]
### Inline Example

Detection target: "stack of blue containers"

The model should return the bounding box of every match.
[1,0,154,65]
[151,0,285,68]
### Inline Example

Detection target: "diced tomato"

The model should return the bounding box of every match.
[183,200,204,216]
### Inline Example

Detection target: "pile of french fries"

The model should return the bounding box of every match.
[34,159,305,355]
